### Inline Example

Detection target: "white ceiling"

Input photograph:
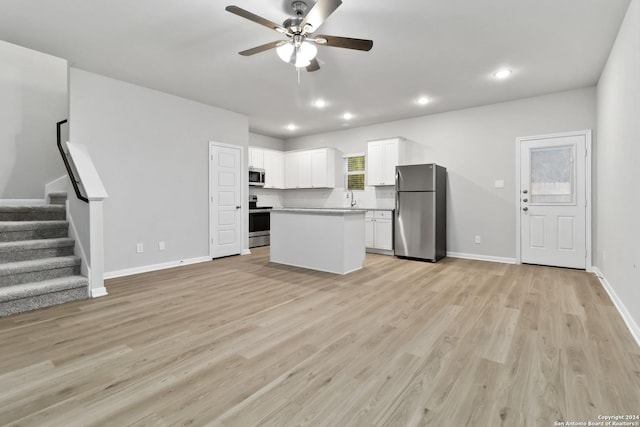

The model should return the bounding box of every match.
[0,0,631,139]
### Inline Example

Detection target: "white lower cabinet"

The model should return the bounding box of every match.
[365,210,394,254]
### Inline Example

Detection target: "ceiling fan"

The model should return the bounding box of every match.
[225,0,373,72]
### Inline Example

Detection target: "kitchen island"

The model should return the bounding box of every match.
[270,208,366,275]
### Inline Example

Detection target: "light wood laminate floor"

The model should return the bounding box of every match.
[1,248,639,426]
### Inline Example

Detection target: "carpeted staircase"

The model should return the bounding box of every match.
[0,192,88,316]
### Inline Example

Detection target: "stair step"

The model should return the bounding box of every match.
[0,205,66,221]
[0,238,75,263]
[48,192,68,205]
[0,256,81,287]
[0,221,69,242]
[0,276,88,316]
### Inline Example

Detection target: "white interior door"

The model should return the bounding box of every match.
[519,132,588,269]
[210,143,242,258]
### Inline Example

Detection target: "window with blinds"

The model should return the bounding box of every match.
[344,154,365,191]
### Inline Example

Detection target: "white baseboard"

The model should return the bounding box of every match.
[90,287,108,298]
[104,256,211,280]
[447,251,517,264]
[241,249,251,255]
[0,199,46,206]
[591,267,640,348]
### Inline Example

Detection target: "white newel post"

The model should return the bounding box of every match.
[66,142,109,298]
[89,199,107,297]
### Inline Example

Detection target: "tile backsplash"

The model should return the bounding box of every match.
[250,186,395,210]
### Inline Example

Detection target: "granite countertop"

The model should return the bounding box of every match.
[278,207,395,212]
[272,208,367,215]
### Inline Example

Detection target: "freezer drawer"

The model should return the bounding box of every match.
[394,191,436,259]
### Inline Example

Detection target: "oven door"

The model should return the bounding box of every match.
[249,210,270,247]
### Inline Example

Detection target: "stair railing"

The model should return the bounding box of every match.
[56,119,89,203]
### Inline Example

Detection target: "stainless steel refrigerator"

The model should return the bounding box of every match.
[395,163,447,262]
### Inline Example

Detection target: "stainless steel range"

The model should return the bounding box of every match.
[249,195,271,248]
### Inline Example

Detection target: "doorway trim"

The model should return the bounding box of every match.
[515,129,592,270]
[209,141,247,259]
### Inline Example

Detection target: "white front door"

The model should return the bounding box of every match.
[518,131,590,269]
[210,143,242,258]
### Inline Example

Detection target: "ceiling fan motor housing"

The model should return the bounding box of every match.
[291,1,308,16]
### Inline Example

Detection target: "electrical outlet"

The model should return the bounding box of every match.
[494,179,505,189]
[136,243,144,253]
[159,241,166,251]
[474,235,481,244]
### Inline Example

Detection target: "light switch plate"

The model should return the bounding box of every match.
[136,243,144,253]
[494,179,505,189]
[159,241,166,251]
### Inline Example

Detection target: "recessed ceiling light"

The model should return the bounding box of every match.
[493,69,512,79]
[416,96,430,106]
[342,112,353,120]
[313,99,327,108]
[287,123,296,131]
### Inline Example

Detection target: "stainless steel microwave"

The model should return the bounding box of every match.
[249,167,265,186]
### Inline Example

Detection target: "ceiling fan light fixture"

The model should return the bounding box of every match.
[297,41,317,64]
[275,41,317,68]
[276,42,295,63]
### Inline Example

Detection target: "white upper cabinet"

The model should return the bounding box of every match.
[297,151,313,188]
[248,147,284,189]
[367,138,406,186]
[263,149,284,189]
[284,148,337,189]
[248,147,264,169]
[284,152,298,189]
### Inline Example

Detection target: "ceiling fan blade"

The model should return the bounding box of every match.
[300,0,343,34]
[306,58,320,72]
[225,5,287,33]
[238,41,286,56]
[316,35,373,51]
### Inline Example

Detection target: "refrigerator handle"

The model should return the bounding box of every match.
[396,192,399,214]
[395,170,399,191]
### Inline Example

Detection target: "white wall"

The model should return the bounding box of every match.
[249,133,284,151]
[595,0,640,340]
[69,69,249,275]
[0,41,67,199]
[285,88,596,259]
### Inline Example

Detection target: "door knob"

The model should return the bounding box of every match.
[522,207,528,211]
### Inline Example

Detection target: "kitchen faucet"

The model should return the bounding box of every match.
[350,190,357,207]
